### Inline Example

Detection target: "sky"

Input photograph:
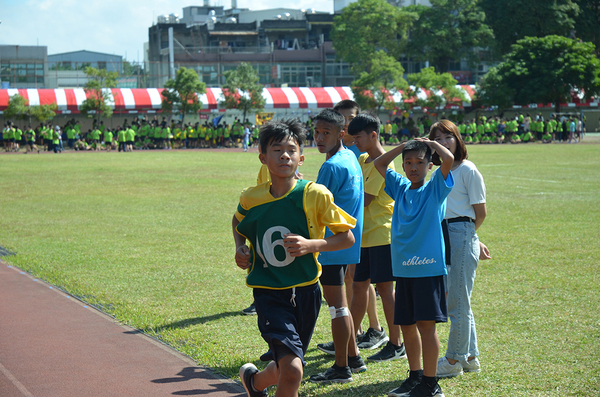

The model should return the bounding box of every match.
[0,0,333,63]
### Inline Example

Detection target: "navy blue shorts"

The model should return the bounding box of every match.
[319,264,347,286]
[354,245,394,283]
[394,276,447,326]
[253,282,321,366]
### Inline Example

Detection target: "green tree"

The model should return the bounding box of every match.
[220,62,265,123]
[573,0,600,56]
[80,66,119,126]
[406,0,493,73]
[351,51,408,113]
[4,94,57,125]
[4,94,30,123]
[404,67,467,110]
[30,103,58,124]
[477,35,600,113]
[480,0,579,56]
[161,67,206,126]
[331,0,416,72]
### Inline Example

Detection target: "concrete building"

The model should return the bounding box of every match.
[0,45,47,88]
[147,6,350,88]
[46,50,125,89]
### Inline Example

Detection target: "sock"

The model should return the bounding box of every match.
[410,369,423,381]
[422,375,437,389]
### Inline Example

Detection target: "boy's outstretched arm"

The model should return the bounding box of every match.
[373,143,406,178]
[282,230,355,257]
[417,138,454,179]
[232,215,251,269]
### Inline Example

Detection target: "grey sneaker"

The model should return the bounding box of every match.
[461,357,481,373]
[239,363,267,396]
[309,364,352,384]
[367,341,407,362]
[357,327,389,350]
[241,303,257,315]
[436,357,463,378]
[348,355,367,373]
[317,340,335,355]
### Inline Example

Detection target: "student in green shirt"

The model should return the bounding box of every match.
[104,129,114,152]
[125,125,136,152]
[24,126,40,154]
[117,127,127,152]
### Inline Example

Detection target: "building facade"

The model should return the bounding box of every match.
[0,45,47,89]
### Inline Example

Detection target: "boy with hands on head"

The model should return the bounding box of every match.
[373,138,454,397]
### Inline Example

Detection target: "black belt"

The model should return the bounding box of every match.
[446,216,474,224]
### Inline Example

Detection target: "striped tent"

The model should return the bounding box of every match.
[1,86,595,114]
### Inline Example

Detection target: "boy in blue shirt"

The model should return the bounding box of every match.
[373,139,454,397]
[233,119,356,397]
[309,109,366,383]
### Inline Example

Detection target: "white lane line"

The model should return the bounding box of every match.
[0,361,35,397]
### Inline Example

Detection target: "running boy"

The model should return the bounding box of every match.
[373,139,454,397]
[233,119,356,397]
[309,109,365,383]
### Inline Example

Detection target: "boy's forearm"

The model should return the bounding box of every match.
[232,215,246,248]
[318,230,355,253]
[374,144,404,177]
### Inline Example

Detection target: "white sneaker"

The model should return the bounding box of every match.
[436,357,463,378]
[461,357,481,373]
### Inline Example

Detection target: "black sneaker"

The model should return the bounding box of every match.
[405,381,444,397]
[388,370,423,396]
[348,355,367,373]
[367,341,407,362]
[317,340,335,355]
[242,303,257,315]
[309,364,352,384]
[239,363,267,396]
[357,327,389,350]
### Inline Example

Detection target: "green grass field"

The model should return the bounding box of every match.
[1,142,599,396]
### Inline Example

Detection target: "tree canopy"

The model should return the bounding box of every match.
[404,67,467,110]
[80,66,119,125]
[220,62,265,123]
[480,0,579,56]
[331,0,416,72]
[477,35,600,113]
[351,51,408,113]
[405,0,493,73]
[4,94,56,124]
[161,67,206,126]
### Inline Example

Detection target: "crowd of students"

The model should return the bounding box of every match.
[378,112,586,145]
[233,100,488,397]
[2,111,587,156]
[1,117,265,154]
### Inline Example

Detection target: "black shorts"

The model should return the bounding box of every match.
[394,275,447,325]
[319,265,348,286]
[126,140,133,145]
[253,282,321,366]
[354,245,394,283]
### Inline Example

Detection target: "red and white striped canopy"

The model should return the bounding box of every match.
[0,86,596,114]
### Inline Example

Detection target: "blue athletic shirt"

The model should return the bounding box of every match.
[384,168,454,278]
[317,148,364,265]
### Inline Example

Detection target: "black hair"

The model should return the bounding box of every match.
[259,118,306,154]
[334,99,361,114]
[347,112,380,136]
[402,140,432,163]
[313,109,345,133]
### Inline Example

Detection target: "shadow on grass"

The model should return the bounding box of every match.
[147,311,242,332]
